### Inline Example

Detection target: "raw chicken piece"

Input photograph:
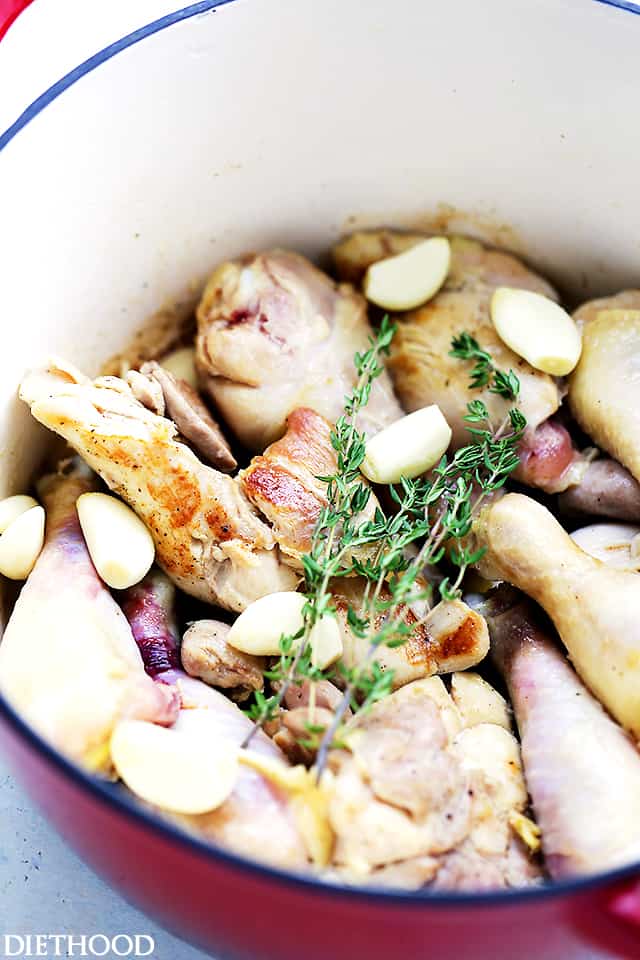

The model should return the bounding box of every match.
[325,677,538,889]
[483,588,640,877]
[0,466,177,775]
[181,619,265,701]
[334,578,489,689]
[569,305,640,490]
[19,361,298,612]
[195,250,403,450]
[241,406,377,567]
[119,570,308,869]
[473,493,640,737]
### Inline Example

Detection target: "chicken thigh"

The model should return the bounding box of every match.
[19,361,298,611]
[334,232,572,483]
[483,588,640,877]
[195,250,403,450]
[334,232,640,512]
[0,466,177,774]
[325,676,539,889]
[473,493,640,737]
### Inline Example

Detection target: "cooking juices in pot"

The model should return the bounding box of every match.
[2,228,640,892]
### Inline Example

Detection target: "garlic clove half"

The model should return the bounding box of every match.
[361,405,452,484]
[363,237,450,311]
[309,615,343,670]
[77,492,155,590]
[490,287,582,376]
[0,505,45,580]
[227,591,306,656]
[111,716,238,815]
[0,494,39,534]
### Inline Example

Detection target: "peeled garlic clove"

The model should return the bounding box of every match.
[0,494,39,534]
[227,591,306,656]
[309,615,343,670]
[490,287,582,376]
[571,523,640,571]
[363,236,450,311]
[361,405,452,484]
[111,718,238,815]
[450,671,511,730]
[76,492,155,590]
[160,346,197,388]
[0,505,45,579]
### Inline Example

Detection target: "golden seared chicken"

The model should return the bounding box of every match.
[333,578,489,690]
[474,493,640,737]
[0,467,178,774]
[19,361,298,612]
[195,250,403,450]
[241,406,377,568]
[325,677,540,889]
[119,571,308,868]
[568,300,640,489]
[484,588,640,878]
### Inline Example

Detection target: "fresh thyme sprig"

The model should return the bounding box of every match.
[450,332,520,401]
[244,324,526,775]
[242,316,397,744]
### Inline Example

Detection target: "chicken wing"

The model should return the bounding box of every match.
[195,250,403,450]
[19,361,298,612]
[0,466,177,774]
[484,588,640,877]
[473,493,640,737]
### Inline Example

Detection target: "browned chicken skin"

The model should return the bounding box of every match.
[240,407,343,564]
[196,249,403,450]
[19,361,298,612]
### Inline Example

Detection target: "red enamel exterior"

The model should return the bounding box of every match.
[0,0,34,40]
[2,705,640,960]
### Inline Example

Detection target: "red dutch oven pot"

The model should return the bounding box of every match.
[2,1,640,957]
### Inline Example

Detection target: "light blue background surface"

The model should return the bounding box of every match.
[0,755,212,959]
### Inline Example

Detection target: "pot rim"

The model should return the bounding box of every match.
[1,0,640,909]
